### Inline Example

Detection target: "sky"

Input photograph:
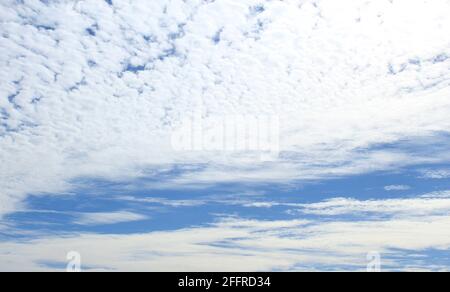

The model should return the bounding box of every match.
[1,0,450,271]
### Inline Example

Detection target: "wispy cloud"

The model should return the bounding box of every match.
[384,185,411,191]
[2,210,450,271]
[419,169,450,179]
[74,211,147,226]
[117,196,206,208]
[291,191,450,217]
[1,190,450,271]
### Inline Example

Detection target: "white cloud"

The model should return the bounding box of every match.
[293,190,450,217]
[420,169,450,179]
[384,185,411,191]
[1,213,450,271]
[74,211,147,226]
[117,196,206,208]
[1,0,450,218]
[1,191,450,271]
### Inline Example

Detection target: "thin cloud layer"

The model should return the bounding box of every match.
[74,211,147,226]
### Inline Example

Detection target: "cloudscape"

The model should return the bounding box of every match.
[1,0,450,272]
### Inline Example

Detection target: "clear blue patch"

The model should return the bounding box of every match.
[35,24,55,31]
[158,47,177,61]
[85,24,99,37]
[249,5,265,16]
[212,28,223,44]
[124,64,146,73]
[87,60,97,67]
[432,53,448,64]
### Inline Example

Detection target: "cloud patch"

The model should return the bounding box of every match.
[74,211,147,226]
[384,185,411,191]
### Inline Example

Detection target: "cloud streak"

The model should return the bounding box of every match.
[384,185,411,191]
[73,211,147,226]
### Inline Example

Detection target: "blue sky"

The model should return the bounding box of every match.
[1,0,450,271]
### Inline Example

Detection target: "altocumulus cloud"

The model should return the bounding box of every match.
[2,0,450,216]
